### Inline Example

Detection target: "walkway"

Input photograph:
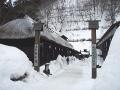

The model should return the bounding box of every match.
[39,58,95,90]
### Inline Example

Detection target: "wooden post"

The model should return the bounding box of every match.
[34,30,40,71]
[33,22,43,72]
[88,20,99,79]
[43,63,51,76]
[91,30,97,79]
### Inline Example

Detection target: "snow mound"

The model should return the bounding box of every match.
[49,55,79,75]
[40,55,78,76]
[48,55,67,75]
[94,26,120,90]
[0,44,33,81]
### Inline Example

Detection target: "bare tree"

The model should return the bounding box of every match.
[96,0,120,24]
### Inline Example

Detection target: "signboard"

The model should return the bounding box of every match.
[88,20,99,29]
[33,22,44,31]
[92,44,97,68]
[34,44,39,66]
[33,22,43,71]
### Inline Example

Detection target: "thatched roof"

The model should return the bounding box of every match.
[41,28,73,48]
[0,15,73,48]
[0,15,35,39]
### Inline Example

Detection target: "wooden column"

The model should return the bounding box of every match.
[88,20,99,79]
[34,30,40,71]
[33,22,43,72]
[91,29,97,79]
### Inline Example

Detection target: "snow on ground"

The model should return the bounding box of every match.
[39,58,95,90]
[0,44,33,90]
[0,44,33,80]
[0,43,94,90]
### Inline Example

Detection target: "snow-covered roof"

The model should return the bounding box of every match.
[42,27,73,48]
[0,15,35,39]
[0,15,73,49]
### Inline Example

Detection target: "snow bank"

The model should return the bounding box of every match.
[0,44,33,81]
[49,55,67,75]
[0,44,79,90]
[94,26,120,90]
[47,55,77,75]
[40,55,78,76]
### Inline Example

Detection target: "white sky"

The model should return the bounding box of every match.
[6,0,16,5]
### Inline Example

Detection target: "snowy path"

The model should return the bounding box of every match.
[38,59,95,90]
[0,57,95,90]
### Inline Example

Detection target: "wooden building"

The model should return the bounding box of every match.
[0,16,78,66]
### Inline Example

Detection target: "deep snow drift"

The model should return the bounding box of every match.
[0,44,33,80]
[93,26,120,90]
[0,44,33,90]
